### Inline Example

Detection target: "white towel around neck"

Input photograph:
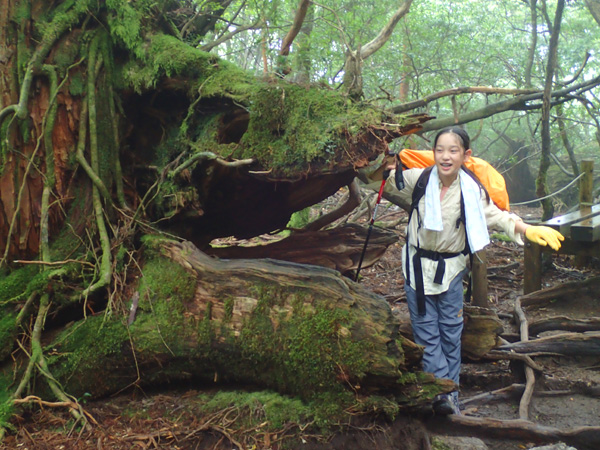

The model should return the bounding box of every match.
[423,166,490,253]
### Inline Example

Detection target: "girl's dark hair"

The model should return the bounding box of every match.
[433,126,471,151]
[433,127,491,204]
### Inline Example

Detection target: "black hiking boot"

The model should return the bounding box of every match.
[432,394,461,415]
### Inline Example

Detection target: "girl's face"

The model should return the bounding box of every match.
[433,132,472,186]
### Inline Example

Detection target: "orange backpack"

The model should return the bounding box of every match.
[399,149,510,211]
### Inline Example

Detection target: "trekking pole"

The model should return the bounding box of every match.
[354,169,390,282]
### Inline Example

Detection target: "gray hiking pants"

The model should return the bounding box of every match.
[405,271,464,390]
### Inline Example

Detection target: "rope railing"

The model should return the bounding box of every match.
[509,173,585,206]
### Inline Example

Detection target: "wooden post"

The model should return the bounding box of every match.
[471,250,489,307]
[579,160,594,208]
[523,241,542,294]
[576,160,594,267]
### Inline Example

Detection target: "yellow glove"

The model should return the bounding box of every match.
[525,226,564,251]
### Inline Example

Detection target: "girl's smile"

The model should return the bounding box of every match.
[434,132,472,186]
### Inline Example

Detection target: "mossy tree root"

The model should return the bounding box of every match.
[102,40,127,209]
[80,33,112,297]
[13,294,89,428]
[40,65,59,263]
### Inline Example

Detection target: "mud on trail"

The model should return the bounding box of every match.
[2,204,600,450]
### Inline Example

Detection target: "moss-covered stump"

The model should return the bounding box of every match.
[37,238,451,414]
[462,306,504,359]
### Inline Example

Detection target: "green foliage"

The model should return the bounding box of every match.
[116,34,231,94]
[287,207,311,229]
[490,232,512,242]
[105,0,146,58]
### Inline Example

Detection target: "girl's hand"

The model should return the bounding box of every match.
[525,226,565,251]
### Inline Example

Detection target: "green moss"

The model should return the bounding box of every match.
[223,297,234,321]
[130,256,198,352]
[352,395,400,421]
[431,437,453,450]
[68,71,85,96]
[52,36,80,72]
[233,83,383,174]
[0,265,40,304]
[196,390,315,431]
[137,258,197,310]
[105,0,145,58]
[228,289,369,403]
[116,34,226,94]
[0,375,15,431]
[45,315,129,394]
[0,310,18,361]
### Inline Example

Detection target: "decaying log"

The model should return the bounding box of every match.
[426,415,600,450]
[498,332,600,356]
[529,316,600,336]
[520,276,600,307]
[207,223,398,275]
[44,239,452,408]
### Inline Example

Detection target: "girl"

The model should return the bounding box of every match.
[385,127,563,415]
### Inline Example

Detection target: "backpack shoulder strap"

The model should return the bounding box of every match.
[410,166,434,214]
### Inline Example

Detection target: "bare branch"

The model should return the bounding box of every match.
[200,20,263,52]
[280,0,312,56]
[412,75,600,132]
[360,0,413,60]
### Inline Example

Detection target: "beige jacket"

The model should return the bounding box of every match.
[386,168,524,295]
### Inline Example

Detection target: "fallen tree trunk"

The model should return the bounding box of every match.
[38,239,452,410]
[206,223,398,275]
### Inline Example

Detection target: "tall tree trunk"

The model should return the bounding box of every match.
[525,0,538,88]
[537,0,565,220]
[343,0,413,99]
[291,3,315,84]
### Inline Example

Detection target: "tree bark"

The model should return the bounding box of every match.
[537,0,565,220]
[426,414,600,450]
[498,332,600,356]
[585,0,600,26]
[41,239,452,408]
[206,223,398,275]
[391,77,600,132]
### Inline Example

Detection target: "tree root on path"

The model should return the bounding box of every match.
[425,414,600,450]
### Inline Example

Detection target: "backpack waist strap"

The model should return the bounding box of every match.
[410,246,467,315]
